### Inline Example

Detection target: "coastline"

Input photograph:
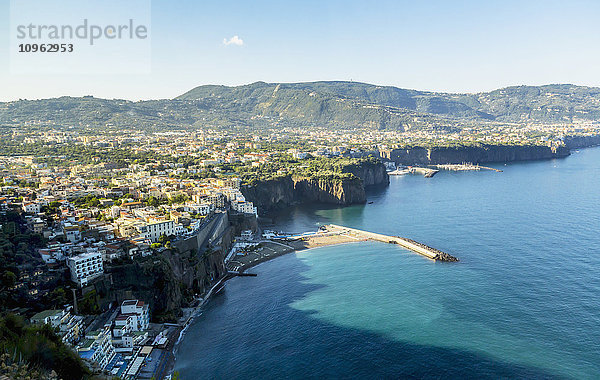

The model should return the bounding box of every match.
[166,232,367,377]
[162,275,233,379]
[166,148,600,377]
[227,232,366,273]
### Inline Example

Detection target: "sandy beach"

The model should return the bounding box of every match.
[226,227,369,273]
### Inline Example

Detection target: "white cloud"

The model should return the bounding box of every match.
[223,35,244,46]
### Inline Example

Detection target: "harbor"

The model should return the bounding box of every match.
[324,224,459,262]
[434,163,503,172]
[388,167,439,177]
[226,224,458,274]
[389,163,502,176]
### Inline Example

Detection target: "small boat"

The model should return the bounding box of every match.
[367,201,374,204]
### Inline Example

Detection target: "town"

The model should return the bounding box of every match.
[1,121,600,379]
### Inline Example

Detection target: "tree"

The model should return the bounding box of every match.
[0,314,90,379]
[78,290,99,315]
[49,287,68,308]
[158,234,168,244]
[1,271,16,288]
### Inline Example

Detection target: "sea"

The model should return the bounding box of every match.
[174,147,600,379]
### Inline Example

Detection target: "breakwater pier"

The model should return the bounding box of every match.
[226,225,459,274]
[325,224,459,262]
[433,163,503,172]
[388,167,439,177]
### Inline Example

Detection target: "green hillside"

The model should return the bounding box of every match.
[1,81,599,132]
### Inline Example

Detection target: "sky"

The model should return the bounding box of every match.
[1,0,600,101]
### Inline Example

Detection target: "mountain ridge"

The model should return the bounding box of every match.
[2,81,600,131]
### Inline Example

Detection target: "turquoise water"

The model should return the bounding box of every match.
[175,148,600,379]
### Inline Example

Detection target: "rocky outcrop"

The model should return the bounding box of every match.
[91,213,249,322]
[241,161,389,214]
[240,176,295,212]
[342,160,390,186]
[564,135,600,149]
[381,144,570,165]
[293,177,366,204]
[241,176,366,214]
[99,246,226,322]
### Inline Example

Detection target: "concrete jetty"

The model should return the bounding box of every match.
[433,163,503,173]
[325,224,459,262]
[388,167,439,177]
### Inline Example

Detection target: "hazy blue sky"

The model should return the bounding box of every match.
[1,0,600,100]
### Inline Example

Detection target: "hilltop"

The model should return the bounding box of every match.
[1,81,600,132]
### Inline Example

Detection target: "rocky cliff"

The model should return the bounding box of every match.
[240,176,296,212]
[90,213,247,322]
[341,160,390,186]
[293,177,366,204]
[99,246,226,322]
[564,135,600,149]
[241,161,389,214]
[381,144,571,165]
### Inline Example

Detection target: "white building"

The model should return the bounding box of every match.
[63,223,81,243]
[135,219,176,243]
[120,300,150,331]
[232,200,258,216]
[31,307,85,346]
[182,203,212,216]
[78,327,116,370]
[22,202,41,214]
[240,230,254,240]
[66,251,104,287]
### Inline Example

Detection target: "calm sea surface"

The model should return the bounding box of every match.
[174,147,600,379]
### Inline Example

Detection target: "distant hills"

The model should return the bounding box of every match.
[2,81,600,131]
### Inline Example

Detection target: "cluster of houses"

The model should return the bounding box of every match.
[1,160,257,290]
[31,299,153,378]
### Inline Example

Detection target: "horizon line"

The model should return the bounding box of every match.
[1,80,597,103]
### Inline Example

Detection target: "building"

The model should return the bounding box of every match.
[240,230,254,240]
[215,177,241,189]
[232,200,258,216]
[120,201,143,210]
[22,201,41,214]
[204,192,225,208]
[29,217,46,234]
[78,327,116,370]
[111,300,150,352]
[63,223,82,243]
[181,203,212,216]
[31,307,85,346]
[120,300,150,331]
[66,251,104,287]
[135,219,176,243]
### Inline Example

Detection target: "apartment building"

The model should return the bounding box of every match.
[135,219,176,242]
[120,300,150,331]
[66,251,104,287]
[78,327,116,370]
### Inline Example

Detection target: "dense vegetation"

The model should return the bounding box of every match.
[0,212,69,314]
[0,314,90,379]
[220,155,380,185]
[0,141,162,167]
[3,82,599,131]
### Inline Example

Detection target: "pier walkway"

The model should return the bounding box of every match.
[325,224,459,262]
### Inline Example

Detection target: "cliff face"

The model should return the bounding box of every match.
[342,161,390,186]
[100,247,226,322]
[564,135,600,149]
[382,145,570,165]
[239,176,295,212]
[241,161,389,214]
[91,213,237,322]
[293,177,366,204]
